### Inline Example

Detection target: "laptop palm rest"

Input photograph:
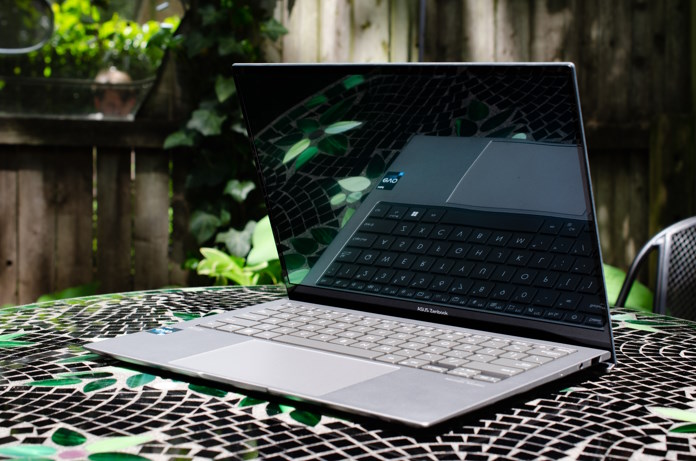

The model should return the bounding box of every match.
[171,340,397,396]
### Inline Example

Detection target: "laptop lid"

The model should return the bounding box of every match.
[233,63,614,358]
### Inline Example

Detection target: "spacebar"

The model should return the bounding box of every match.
[274,335,382,359]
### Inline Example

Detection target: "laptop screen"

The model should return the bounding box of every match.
[234,64,613,353]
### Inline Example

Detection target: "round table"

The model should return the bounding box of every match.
[1,286,695,460]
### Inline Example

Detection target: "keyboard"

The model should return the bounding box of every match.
[318,202,606,328]
[198,302,576,383]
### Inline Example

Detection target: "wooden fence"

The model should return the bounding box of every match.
[0,119,191,306]
[1,0,693,305]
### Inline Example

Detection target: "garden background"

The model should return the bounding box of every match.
[0,0,693,307]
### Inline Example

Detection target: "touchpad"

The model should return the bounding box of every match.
[170,340,397,396]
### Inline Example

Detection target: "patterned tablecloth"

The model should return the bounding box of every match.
[0,286,695,460]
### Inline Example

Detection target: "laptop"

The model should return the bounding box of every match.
[87,63,615,428]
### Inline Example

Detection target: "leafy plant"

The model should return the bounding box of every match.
[0,0,180,80]
[166,1,286,285]
[196,216,280,286]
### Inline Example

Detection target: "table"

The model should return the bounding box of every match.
[1,286,695,460]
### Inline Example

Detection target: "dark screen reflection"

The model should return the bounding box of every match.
[235,64,608,337]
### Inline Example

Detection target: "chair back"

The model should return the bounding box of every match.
[616,216,696,320]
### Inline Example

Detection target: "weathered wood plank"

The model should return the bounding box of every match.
[576,0,600,123]
[0,148,18,306]
[649,115,696,237]
[351,0,390,62]
[53,148,93,291]
[281,0,320,62]
[461,0,495,61]
[609,151,632,269]
[424,0,463,61]
[318,0,351,62]
[169,152,194,287]
[590,147,651,274]
[389,0,416,62]
[530,0,574,62]
[596,0,631,122]
[17,148,55,304]
[494,0,531,61]
[97,148,133,294]
[627,149,649,268]
[628,0,651,119]
[133,149,170,291]
[663,0,691,113]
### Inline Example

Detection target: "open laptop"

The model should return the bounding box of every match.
[87,63,615,428]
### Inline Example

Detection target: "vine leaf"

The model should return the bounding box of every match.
[215,76,237,103]
[288,269,309,284]
[52,427,87,447]
[338,176,371,192]
[215,221,255,257]
[343,75,365,90]
[468,100,489,121]
[290,410,321,427]
[247,216,279,266]
[297,119,320,134]
[320,97,355,125]
[28,378,82,387]
[218,37,244,56]
[318,135,348,155]
[83,379,117,393]
[330,193,346,206]
[261,18,288,41]
[290,238,318,255]
[190,211,221,244]
[283,253,306,271]
[126,374,157,389]
[163,130,195,149]
[341,208,356,227]
[282,138,311,164]
[672,423,696,433]
[224,179,256,203]
[305,94,327,108]
[648,407,696,423]
[187,109,227,136]
[346,191,362,203]
[295,146,319,170]
[239,396,266,407]
[324,121,362,135]
[0,446,56,458]
[85,434,155,454]
[310,228,338,245]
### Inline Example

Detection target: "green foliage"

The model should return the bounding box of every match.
[170,1,286,286]
[37,282,100,303]
[196,216,280,286]
[603,264,653,312]
[0,0,180,80]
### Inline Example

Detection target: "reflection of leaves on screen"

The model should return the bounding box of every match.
[297,118,320,134]
[294,146,319,170]
[254,69,580,280]
[282,138,310,164]
[318,135,348,155]
[319,96,356,125]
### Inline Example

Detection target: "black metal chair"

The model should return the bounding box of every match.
[616,216,696,321]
